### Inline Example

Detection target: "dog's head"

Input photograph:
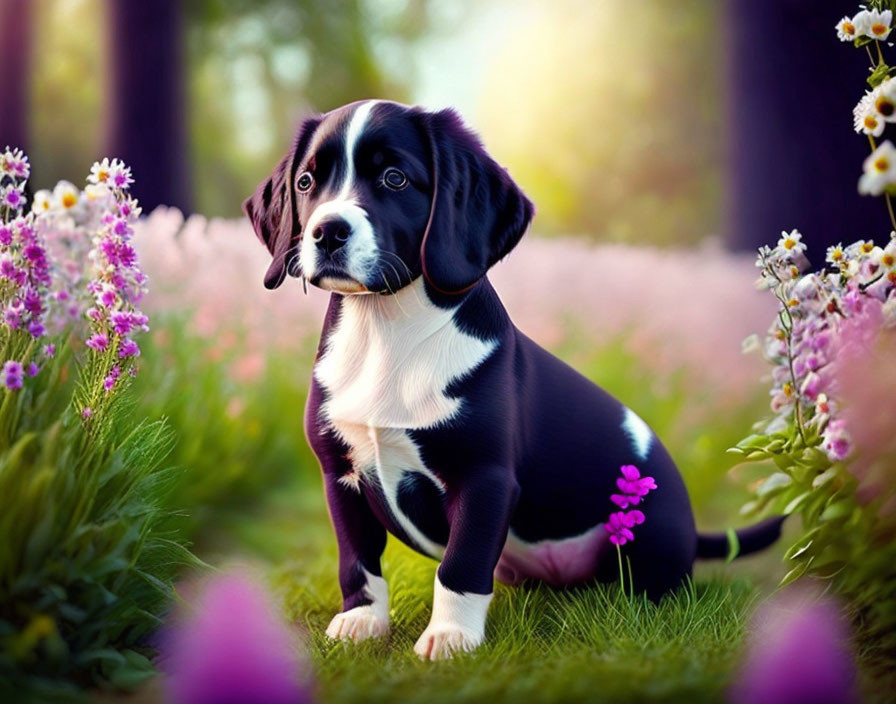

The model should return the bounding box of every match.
[243,100,534,295]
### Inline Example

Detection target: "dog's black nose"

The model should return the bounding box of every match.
[312,217,352,254]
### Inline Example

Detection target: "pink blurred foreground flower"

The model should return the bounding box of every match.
[162,572,312,704]
[730,591,857,704]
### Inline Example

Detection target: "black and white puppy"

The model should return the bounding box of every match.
[244,100,784,660]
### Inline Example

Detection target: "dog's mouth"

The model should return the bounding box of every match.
[310,266,370,294]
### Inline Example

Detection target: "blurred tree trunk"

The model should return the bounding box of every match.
[0,0,32,155]
[724,0,890,258]
[106,0,191,213]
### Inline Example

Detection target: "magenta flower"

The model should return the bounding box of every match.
[81,406,92,419]
[2,360,24,390]
[103,365,121,392]
[85,332,109,352]
[611,464,658,508]
[606,509,646,546]
[25,362,39,377]
[161,572,312,704]
[43,343,55,358]
[606,464,656,544]
[118,338,140,358]
[730,592,857,704]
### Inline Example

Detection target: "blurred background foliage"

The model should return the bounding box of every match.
[22,0,723,246]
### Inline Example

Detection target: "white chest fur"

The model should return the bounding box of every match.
[313,279,497,557]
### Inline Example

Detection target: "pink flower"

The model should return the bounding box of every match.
[103,365,121,392]
[730,591,857,704]
[86,333,109,352]
[161,572,312,704]
[822,419,852,462]
[118,338,140,358]
[2,360,24,390]
[81,406,92,419]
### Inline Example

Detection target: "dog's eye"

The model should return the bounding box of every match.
[296,171,314,193]
[382,167,408,191]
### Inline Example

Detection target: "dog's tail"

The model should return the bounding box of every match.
[696,516,786,560]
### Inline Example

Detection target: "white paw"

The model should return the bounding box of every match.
[325,605,389,642]
[413,624,482,660]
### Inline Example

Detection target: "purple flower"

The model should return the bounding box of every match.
[119,338,140,358]
[730,592,858,704]
[111,310,134,335]
[161,572,312,704]
[0,224,11,245]
[25,362,39,377]
[27,320,45,337]
[86,333,109,352]
[2,360,24,390]
[81,406,92,419]
[606,465,656,544]
[103,365,121,392]
[610,464,657,508]
[43,343,55,358]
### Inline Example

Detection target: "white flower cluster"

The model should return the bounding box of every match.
[753,229,896,461]
[853,77,896,137]
[836,8,892,42]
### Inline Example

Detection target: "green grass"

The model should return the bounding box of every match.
[207,487,757,704]
[153,326,780,704]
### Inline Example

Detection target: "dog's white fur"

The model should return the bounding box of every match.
[301,101,380,290]
[325,568,390,641]
[316,277,497,657]
[413,575,493,660]
[621,407,653,462]
[315,278,495,560]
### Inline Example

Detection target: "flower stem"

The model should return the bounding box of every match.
[885,193,896,234]
[616,544,625,595]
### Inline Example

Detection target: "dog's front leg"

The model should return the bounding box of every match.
[414,470,519,660]
[321,469,390,642]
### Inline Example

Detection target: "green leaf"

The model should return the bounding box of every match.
[855,35,874,48]
[783,490,811,514]
[725,527,740,564]
[757,472,793,496]
[869,61,892,88]
[812,467,839,488]
[821,499,854,521]
[779,559,812,587]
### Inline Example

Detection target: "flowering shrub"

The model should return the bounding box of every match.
[0,148,193,695]
[734,232,896,650]
[730,6,896,663]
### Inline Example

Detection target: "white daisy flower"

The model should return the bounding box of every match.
[88,157,133,191]
[31,189,52,214]
[859,141,896,195]
[52,180,81,211]
[88,158,113,186]
[853,9,874,36]
[873,80,896,122]
[836,15,860,41]
[826,243,846,266]
[867,8,893,40]
[853,92,886,135]
[776,229,807,257]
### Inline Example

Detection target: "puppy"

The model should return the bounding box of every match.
[244,100,784,660]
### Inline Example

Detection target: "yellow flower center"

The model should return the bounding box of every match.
[832,249,843,261]
[62,193,77,208]
[97,169,109,182]
[884,253,895,267]
[784,238,797,249]
[862,241,875,253]
[787,298,799,307]
[875,157,891,172]
[783,383,793,397]
[865,115,879,130]
[876,96,895,117]
[845,22,856,35]
[889,270,896,282]
[873,22,888,36]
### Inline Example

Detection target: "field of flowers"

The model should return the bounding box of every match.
[4,137,896,701]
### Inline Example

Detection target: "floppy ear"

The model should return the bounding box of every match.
[242,116,320,290]
[418,109,534,295]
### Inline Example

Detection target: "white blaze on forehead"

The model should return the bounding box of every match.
[301,101,380,286]
[622,407,653,462]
